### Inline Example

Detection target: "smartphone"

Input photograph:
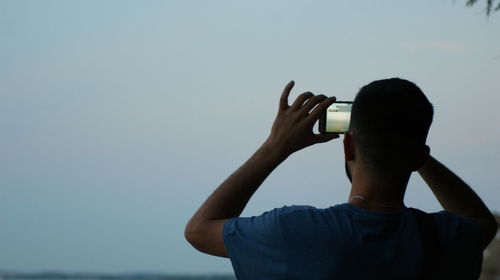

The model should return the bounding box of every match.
[318,101,353,134]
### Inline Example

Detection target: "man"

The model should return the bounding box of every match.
[185,79,497,279]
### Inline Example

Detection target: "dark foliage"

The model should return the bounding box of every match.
[466,0,500,16]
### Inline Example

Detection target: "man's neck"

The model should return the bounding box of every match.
[348,195,406,213]
[347,172,409,213]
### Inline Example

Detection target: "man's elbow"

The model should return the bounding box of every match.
[184,218,229,257]
[481,212,498,248]
[184,220,202,249]
[184,220,211,253]
[488,214,498,240]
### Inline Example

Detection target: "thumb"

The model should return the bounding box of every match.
[313,133,340,144]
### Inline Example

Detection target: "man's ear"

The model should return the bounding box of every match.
[343,132,356,161]
[411,145,430,171]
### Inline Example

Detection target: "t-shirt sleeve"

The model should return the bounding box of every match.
[223,206,308,279]
[432,211,484,279]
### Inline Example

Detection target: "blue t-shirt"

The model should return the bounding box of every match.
[223,204,483,280]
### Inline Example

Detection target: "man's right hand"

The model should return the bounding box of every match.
[263,81,340,158]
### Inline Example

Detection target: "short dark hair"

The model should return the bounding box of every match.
[349,78,433,173]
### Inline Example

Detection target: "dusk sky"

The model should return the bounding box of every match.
[1,0,499,274]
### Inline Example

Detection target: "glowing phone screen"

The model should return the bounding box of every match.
[325,102,352,133]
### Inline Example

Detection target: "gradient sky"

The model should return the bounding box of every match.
[1,0,499,274]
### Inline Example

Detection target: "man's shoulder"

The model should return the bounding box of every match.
[409,209,481,236]
[261,203,351,218]
[226,204,350,230]
[419,210,483,252]
[426,210,481,228]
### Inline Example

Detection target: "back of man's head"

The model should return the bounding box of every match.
[349,78,433,175]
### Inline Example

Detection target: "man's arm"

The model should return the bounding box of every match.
[418,155,498,249]
[184,81,339,257]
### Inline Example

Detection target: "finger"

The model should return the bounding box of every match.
[313,132,340,144]
[290,91,314,110]
[300,94,327,114]
[279,80,295,112]
[306,96,336,123]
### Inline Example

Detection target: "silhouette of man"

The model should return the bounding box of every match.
[185,79,497,279]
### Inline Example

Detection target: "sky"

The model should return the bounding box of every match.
[1,0,499,275]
